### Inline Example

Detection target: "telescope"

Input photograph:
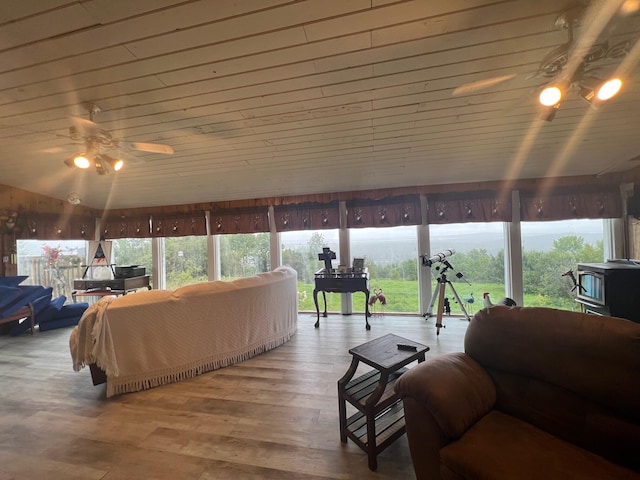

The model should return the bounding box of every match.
[421,249,455,267]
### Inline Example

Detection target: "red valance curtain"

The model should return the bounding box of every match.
[19,213,96,240]
[426,191,512,224]
[520,186,622,221]
[210,207,269,234]
[151,212,207,237]
[346,195,421,228]
[101,215,151,239]
[273,202,339,231]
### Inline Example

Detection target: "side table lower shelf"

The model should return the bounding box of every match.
[339,368,406,470]
[344,400,406,456]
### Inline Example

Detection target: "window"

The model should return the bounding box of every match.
[429,222,505,315]
[16,239,86,301]
[521,219,603,309]
[281,229,339,311]
[350,226,418,313]
[165,236,208,289]
[111,238,153,282]
[219,233,270,280]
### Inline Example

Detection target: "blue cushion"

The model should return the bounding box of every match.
[38,314,83,331]
[51,296,66,310]
[57,302,88,317]
[31,292,54,316]
[38,303,88,332]
[0,286,25,313]
[40,301,88,324]
[0,276,28,287]
[0,286,48,317]
[35,305,58,325]
[34,297,65,325]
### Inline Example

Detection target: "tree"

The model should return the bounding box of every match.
[112,239,152,272]
[522,235,603,307]
[165,236,208,288]
[220,233,270,278]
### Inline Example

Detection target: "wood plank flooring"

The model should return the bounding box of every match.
[0,312,470,479]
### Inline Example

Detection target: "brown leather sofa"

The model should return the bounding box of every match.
[395,306,640,479]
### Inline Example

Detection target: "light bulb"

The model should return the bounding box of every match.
[113,158,124,171]
[73,154,91,169]
[539,86,563,106]
[597,78,622,101]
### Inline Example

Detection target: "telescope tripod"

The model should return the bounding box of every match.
[425,270,471,335]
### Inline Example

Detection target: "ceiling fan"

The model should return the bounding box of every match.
[452,1,637,120]
[64,102,174,175]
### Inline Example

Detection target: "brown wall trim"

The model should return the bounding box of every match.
[1,171,627,220]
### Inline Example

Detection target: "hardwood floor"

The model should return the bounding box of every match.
[0,311,470,479]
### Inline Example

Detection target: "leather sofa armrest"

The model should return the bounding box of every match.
[395,352,496,440]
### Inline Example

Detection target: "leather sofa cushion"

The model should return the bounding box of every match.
[440,410,639,480]
[465,306,640,418]
[395,352,496,439]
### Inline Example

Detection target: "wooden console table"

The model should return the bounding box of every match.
[72,275,151,302]
[313,268,371,329]
[338,333,429,470]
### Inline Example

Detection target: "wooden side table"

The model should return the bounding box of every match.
[337,333,429,470]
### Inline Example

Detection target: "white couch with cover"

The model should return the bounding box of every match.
[70,266,298,397]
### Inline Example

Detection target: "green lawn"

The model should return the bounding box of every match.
[297,279,580,314]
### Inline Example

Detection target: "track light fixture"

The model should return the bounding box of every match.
[541,103,561,122]
[539,85,563,107]
[578,77,623,106]
[64,150,125,174]
[539,75,623,121]
[103,155,124,171]
[93,155,107,175]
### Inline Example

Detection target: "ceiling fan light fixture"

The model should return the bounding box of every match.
[539,86,563,107]
[112,158,124,171]
[578,77,623,106]
[73,154,91,169]
[541,103,561,122]
[101,154,124,172]
[93,155,107,175]
[597,77,622,101]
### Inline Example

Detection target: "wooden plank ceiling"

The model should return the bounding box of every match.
[1,0,640,209]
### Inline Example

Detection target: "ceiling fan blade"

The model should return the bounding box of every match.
[69,115,100,133]
[121,141,174,154]
[69,116,103,142]
[114,148,145,165]
[452,74,518,96]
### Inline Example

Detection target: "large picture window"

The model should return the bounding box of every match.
[111,238,153,283]
[521,219,603,309]
[219,233,270,280]
[165,236,208,289]
[16,239,86,301]
[429,222,505,315]
[281,229,339,311]
[350,226,418,313]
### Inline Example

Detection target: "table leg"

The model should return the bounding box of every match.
[364,289,371,330]
[313,288,320,328]
[365,371,389,471]
[337,357,360,443]
[321,291,328,317]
